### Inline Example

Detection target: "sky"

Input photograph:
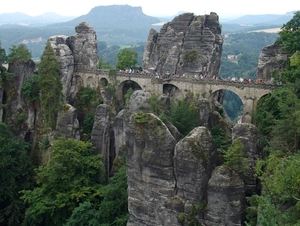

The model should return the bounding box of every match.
[0,0,299,18]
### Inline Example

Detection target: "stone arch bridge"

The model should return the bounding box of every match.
[73,68,277,123]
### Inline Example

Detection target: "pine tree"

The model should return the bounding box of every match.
[38,41,64,129]
[223,138,249,173]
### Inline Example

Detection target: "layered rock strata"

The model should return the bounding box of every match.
[143,12,223,77]
[256,43,288,84]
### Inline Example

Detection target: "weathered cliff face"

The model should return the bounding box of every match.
[110,90,257,226]
[3,60,36,138]
[67,22,99,69]
[48,22,98,103]
[256,43,288,84]
[205,165,246,225]
[54,104,80,140]
[48,35,74,102]
[143,12,223,77]
[232,123,261,195]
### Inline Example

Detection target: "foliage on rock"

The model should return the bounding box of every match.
[38,41,64,129]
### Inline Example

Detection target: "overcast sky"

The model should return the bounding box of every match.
[1,0,299,18]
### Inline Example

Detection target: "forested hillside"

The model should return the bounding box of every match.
[246,11,300,225]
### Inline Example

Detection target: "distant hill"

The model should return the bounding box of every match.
[47,5,160,44]
[0,5,298,59]
[221,11,298,33]
[0,12,76,25]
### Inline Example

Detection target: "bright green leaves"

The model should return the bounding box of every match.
[21,137,105,226]
[223,138,249,174]
[7,43,32,63]
[116,48,138,70]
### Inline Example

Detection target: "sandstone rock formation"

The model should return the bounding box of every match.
[67,22,99,69]
[48,21,98,102]
[143,12,223,77]
[232,123,262,195]
[3,60,36,138]
[110,90,250,225]
[48,35,74,102]
[54,104,80,140]
[205,165,246,225]
[257,43,288,84]
[90,104,112,179]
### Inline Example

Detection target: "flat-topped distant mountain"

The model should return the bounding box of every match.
[51,4,160,30]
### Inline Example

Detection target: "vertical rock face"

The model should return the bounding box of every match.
[90,104,111,178]
[48,35,74,102]
[143,12,223,76]
[4,60,36,137]
[205,166,245,226]
[49,22,98,102]
[232,123,261,195]
[126,112,178,226]
[256,43,288,84]
[174,127,217,214]
[54,104,80,140]
[67,22,99,69]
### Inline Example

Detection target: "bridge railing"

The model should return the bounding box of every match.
[74,67,278,89]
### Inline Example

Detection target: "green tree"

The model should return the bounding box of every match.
[275,11,300,83]
[64,164,128,226]
[98,165,129,225]
[162,98,198,136]
[98,57,115,70]
[223,138,249,173]
[0,123,35,226]
[21,74,40,105]
[7,44,32,63]
[116,48,137,70]
[277,11,300,54]
[38,41,64,129]
[64,202,100,226]
[21,137,105,226]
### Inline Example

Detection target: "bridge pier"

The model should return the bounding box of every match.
[242,98,257,123]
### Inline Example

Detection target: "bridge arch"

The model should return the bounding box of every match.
[116,80,142,103]
[163,84,184,100]
[210,89,243,123]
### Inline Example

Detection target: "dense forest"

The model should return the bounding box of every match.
[1,10,300,226]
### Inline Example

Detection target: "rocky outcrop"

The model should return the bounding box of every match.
[204,166,246,225]
[48,35,74,102]
[126,112,178,225]
[256,43,288,84]
[90,104,111,179]
[143,12,223,77]
[54,104,80,140]
[3,60,36,137]
[49,22,98,103]
[174,126,217,223]
[67,22,99,69]
[232,123,261,195]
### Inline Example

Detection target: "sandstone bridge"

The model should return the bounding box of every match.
[74,68,277,123]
